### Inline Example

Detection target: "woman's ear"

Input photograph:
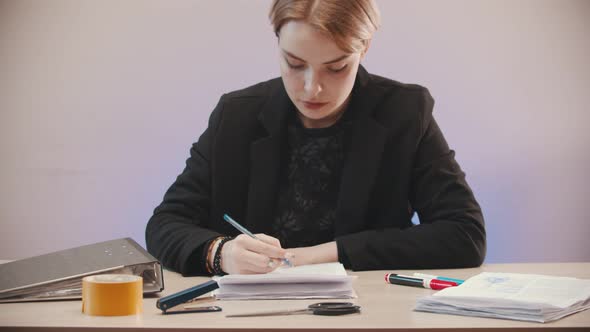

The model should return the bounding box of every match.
[361,39,372,60]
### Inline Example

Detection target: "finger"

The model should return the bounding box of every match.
[254,233,282,248]
[235,235,287,259]
[238,250,278,273]
[245,260,280,274]
[269,258,283,269]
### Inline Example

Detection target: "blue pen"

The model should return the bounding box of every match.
[413,273,465,285]
[223,214,292,267]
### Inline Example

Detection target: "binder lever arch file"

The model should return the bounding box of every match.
[0,237,164,302]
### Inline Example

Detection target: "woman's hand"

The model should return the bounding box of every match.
[285,242,338,267]
[220,234,292,274]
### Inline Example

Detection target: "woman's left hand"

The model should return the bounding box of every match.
[285,241,339,267]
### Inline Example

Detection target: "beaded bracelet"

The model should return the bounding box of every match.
[212,236,232,275]
[204,237,222,274]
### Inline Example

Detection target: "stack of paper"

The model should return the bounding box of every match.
[214,262,356,300]
[415,272,590,323]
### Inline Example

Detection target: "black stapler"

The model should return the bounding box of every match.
[156,280,221,314]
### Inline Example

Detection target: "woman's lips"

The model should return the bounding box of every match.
[302,101,328,110]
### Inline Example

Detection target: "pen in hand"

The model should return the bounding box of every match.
[223,214,293,268]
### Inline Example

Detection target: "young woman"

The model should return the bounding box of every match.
[146,0,486,275]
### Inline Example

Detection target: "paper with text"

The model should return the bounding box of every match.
[415,272,590,323]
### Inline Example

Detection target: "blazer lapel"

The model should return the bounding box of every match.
[245,82,292,234]
[335,66,389,236]
[244,66,389,237]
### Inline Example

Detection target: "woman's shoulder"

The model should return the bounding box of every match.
[359,69,436,128]
[210,77,287,128]
[366,72,432,100]
[220,77,283,102]
[355,66,434,113]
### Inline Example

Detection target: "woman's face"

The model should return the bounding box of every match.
[278,21,363,128]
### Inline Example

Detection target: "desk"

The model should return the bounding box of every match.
[0,262,589,331]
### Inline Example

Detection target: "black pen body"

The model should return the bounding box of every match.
[385,273,424,288]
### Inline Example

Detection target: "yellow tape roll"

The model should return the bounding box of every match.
[82,274,143,316]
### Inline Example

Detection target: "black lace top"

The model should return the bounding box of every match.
[271,113,349,249]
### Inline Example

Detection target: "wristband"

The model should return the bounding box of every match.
[212,236,232,275]
[204,237,222,274]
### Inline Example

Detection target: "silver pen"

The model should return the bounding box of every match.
[223,214,292,267]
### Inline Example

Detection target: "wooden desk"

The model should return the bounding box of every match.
[1,262,589,331]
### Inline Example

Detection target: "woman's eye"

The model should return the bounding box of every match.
[328,64,348,73]
[286,60,304,70]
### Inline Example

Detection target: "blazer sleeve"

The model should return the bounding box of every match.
[337,88,486,270]
[406,89,486,267]
[145,97,226,276]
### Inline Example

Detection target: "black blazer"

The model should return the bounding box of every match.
[146,65,486,275]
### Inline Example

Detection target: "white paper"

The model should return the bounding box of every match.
[214,262,356,300]
[415,272,590,323]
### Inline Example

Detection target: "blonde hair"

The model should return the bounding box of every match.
[269,0,381,54]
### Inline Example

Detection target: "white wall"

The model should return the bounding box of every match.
[1,0,589,262]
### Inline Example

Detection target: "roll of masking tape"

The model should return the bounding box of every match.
[82,274,143,316]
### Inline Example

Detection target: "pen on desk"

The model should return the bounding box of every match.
[385,273,457,290]
[223,214,292,267]
[413,273,465,285]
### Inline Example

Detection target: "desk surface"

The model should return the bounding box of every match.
[0,262,589,331]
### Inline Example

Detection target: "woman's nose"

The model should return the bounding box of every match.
[303,70,322,97]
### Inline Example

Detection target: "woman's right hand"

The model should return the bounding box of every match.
[219,234,292,274]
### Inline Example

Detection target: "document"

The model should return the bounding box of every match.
[0,238,164,302]
[414,272,590,323]
[214,262,356,300]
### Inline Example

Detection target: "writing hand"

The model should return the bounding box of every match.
[220,234,292,274]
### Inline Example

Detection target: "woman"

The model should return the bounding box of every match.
[146,0,486,276]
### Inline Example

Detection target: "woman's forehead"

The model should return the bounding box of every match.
[278,21,352,63]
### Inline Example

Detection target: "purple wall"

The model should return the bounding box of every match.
[1,0,589,262]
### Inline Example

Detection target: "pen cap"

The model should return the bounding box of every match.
[426,279,457,290]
